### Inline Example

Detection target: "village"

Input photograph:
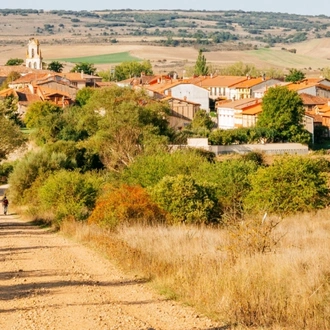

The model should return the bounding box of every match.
[1,37,330,152]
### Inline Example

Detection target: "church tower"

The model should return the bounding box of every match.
[26,38,43,70]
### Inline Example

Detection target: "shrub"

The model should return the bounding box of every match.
[245,155,330,215]
[8,150,74,204]
[37,170,102,226]
[121,149,210,188]
[149,175,220,225]
[192,159,258,222]
[0,161,15,183]
[88,184,166,230]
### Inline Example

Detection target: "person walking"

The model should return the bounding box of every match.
[2,196,9,215]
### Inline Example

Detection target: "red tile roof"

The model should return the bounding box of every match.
[299,93,329,105]
[201,76,247,87]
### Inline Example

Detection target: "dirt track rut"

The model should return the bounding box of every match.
[0,206,222,330]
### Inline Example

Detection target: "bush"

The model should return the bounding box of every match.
[37,170,102,226]
[0,161,15,183]
[192,159,259,223]
[8,150,75,205]
[121,149,210,188]
[88,184,166,230]
[150,175,220,225]
[245,155,330,215]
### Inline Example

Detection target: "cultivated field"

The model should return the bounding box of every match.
[1,40,330,75]
[1,10,330,75]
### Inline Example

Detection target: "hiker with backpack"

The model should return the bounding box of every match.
[2,196,9,215]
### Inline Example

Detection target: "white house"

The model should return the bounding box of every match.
[217,98,260,129]
[165,83,209,111]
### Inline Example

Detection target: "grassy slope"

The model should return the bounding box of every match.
[247,46,330,69]
[55,51,141,64]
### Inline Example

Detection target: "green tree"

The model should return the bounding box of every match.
[8,149,75,204]
[245,155,329,215]
[75,87,97,107]
[0,115,25,160]
[1,71,21,90]
[97,69,111,82]
[194,49,209,76]
[71,62,97,75]
[113,60,153,81]
[192,159,258,222]
[219,61,260,77]
[122,149,210,188]
[37,170,102,225]
[83,86,171,171]
[183,109,214,137]
[24,101,63,144]
[285,68,305,82]
[5,58,24,66]
[257,86,310,143]
[150,174,218,225]
[47,61,64,73]
[0,93,23,126]
[321,67,330,79]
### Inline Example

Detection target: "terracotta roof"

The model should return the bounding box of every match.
[201,76,247,87]
[37,86,71,98]
[286,81,318,91]
[304,112,323,123]
[16,91,41,104]
[319,110,330,118]
[300,93,329,105]
[242,103,263,115]
[317,83,330,91]
[317,104,330,113]
[217,98,259,109]
[58,72,100,81]
[11,72,50,84]
[0,65,50,76]
[95,81,114,87]
[161,96,201,106]
[0,88,16,97]
[0,87,41,104]
[145,80,183,94]
[230,77,268,88]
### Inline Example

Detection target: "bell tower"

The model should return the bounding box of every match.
[26,38,43,70]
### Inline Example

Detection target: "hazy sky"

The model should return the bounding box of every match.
[2,0,330,16]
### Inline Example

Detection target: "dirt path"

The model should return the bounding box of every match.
[0,190,221,330]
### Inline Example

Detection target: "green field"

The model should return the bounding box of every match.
[56,52,141,64]
[246,48,330,69]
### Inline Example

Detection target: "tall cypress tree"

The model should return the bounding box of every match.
[194,49,209,76]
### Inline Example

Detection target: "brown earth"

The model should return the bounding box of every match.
[2,37,330,75]
[0,185,222,330]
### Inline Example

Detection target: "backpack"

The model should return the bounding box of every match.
[3,199,8,206]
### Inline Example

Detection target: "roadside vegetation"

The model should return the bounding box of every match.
[1,80,330,328]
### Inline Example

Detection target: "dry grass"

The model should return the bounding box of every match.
[61,210,330,329]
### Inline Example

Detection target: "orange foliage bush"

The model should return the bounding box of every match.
[88,184,166,229]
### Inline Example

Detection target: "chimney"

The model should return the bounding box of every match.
[81,70,84,79]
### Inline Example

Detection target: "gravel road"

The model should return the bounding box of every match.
[0,193,223,330]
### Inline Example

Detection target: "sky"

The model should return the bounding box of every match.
[1,0,330,17]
